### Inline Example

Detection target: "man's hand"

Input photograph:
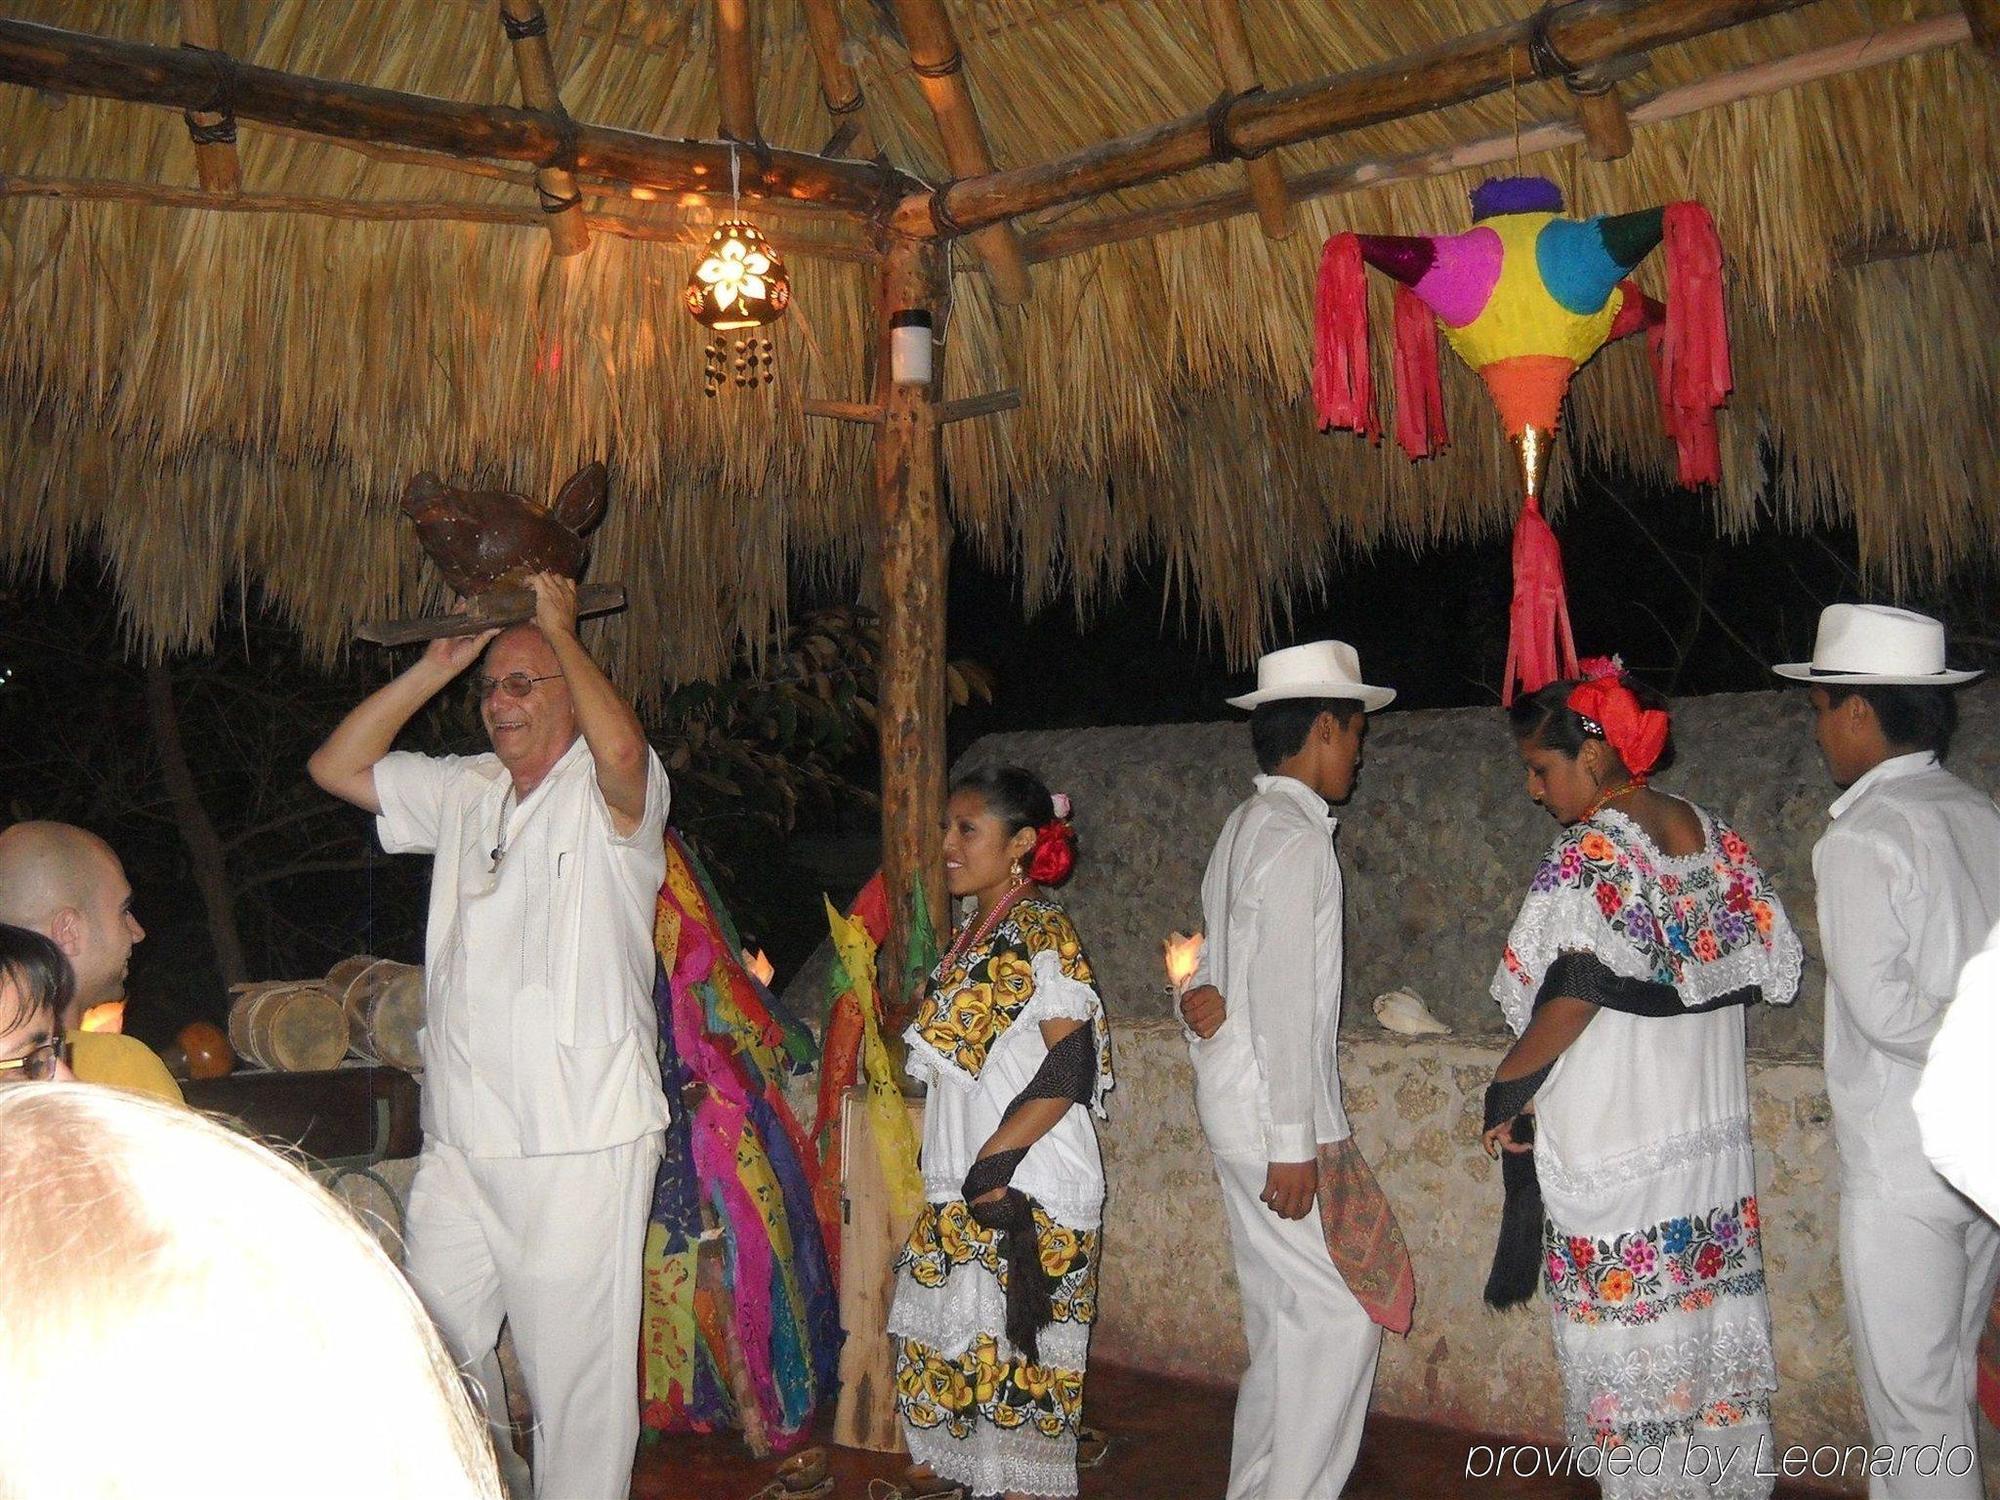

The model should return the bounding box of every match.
[1260,1158,1318,1220]
[1180,983,1226,1039]
[528,572,580,642]
[420,620,499,678]
[1481,1113,1535,1159]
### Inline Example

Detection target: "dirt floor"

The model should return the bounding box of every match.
[631,1362,1838,1499]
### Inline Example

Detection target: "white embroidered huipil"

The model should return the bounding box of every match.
[1189,774,1380,1500]
[375,736,673,1156]
[1814,753,2000,1500]
[1187,774,1350,1162]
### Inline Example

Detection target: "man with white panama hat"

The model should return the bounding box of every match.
[1179,640,1396,1500]
[1777,603,2000,1497]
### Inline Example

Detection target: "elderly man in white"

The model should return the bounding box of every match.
[1776,604,2000,1499]
[311,574,670,1500]
[1177,640,1395,1500]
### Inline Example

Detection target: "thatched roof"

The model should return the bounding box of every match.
[1,0,1996,687]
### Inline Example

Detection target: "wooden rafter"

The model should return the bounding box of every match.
[1021,11,1967,263]
[0,172,876,260]
[893,0,1820,239]
[800,0,875,158]
[886,0,1034,304]
[1199,0,1290,239]
[1563,57,1642,160]
[176,0,240,193]
[498,0,590,256]
[712,0,761,144]
[0,18,909,214]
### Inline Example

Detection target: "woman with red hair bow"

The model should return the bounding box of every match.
[1480,664,1803,1496]
[889,765,1112,1500]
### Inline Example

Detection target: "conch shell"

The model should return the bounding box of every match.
[1373,988,1452,1036]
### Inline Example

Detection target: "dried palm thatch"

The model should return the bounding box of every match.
[0,0,1996,689]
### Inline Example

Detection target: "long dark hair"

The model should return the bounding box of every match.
[0,924,74,1038]
[950,766,1075,886]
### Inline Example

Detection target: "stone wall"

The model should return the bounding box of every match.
[950,682,2000,1053]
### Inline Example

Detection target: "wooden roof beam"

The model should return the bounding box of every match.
[892,0,1823,239]
[712,0,761,145]
[800,0,875,158]
[1022,11,1965,263]
[1199,0,1290,239]
[498,0,589,257]
[0,17,910,214]
[177,0,241,193]
[886,0,1034,304]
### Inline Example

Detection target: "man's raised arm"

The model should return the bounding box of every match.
[309,628,495,814]
[528,574,651,835]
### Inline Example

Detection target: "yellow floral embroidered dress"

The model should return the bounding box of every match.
[889,896,1114,1499]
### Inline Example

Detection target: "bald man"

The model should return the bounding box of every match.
[310,573,669,1500]
[0,821,182,1103]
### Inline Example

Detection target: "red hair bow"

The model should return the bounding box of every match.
[1028,819,1076,887]
[1567,678,1670,777]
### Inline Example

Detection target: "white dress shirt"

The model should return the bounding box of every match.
[1187,774,1350,1162]
[374,735,673,1158]
[1814,752,2000,1200]
[1915,919,2000,1221]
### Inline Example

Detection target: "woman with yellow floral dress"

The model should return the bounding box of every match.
[889,765,1112,1500]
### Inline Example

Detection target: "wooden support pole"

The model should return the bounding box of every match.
[1022,11,1964,263]
[800,0,875,158]
[1199,0,1290,239]
[1567,79,1635,159]
[892,0,1817,239]
[1965,0,2000,58]
[871,232,950,1002]
[712,0,761,144]
[498,0,590,257]
[0,18,909,212]
[886,0,1034,304]
[176,0,241,193]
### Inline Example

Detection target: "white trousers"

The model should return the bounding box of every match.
[405,1133,665,1500]
[1839,1192,2000,1500]
[1212,1151,1383,1500]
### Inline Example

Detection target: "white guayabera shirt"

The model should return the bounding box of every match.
[1814,752,2000,1201]
[1915,920,2000,1222]
[1186,774,1351,1162]
[373,735,673,1158]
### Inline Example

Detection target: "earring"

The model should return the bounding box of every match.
[1010,858,1024,881]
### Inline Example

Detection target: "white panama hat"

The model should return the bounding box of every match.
[1226,640,1397,712]
[1772,603,1981,688]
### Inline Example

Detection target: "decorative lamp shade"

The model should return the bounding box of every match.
[684,220,791,331]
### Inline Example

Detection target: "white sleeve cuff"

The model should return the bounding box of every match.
[1264,1123,1317,1162]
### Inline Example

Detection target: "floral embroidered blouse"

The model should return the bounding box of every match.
[903,896,1114,1226]
[1492,805,1803,1036]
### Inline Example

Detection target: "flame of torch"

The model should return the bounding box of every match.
[1163,931,1204,998]
[742,948,776,987]
[79,1000,126,1034]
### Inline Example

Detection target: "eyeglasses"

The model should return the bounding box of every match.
[471,672,562,700]
[0,1033,69,1083]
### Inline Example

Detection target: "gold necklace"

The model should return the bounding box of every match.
[1580,778,1645,824]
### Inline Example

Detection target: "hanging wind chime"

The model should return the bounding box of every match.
[1313,174,1732,703]
[684,145,792,396]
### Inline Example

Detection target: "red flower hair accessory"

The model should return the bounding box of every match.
[1567,675,1670,777]
[1027,800,1076,886]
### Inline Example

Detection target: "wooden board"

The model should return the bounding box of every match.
[831,1087,925,1453]
[355,582,626,646]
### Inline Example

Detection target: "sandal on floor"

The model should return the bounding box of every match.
[1075,1423,1111,1470]
[740,1446,834,1500]
[866,1471,969,1500]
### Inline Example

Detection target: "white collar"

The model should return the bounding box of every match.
[1253,773,1337,831]
[1829,750,1938,819]
[485,732,589,803]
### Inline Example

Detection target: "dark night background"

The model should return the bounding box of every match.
[3,454,1994,1053]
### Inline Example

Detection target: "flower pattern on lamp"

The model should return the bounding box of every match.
[685,220,791,395]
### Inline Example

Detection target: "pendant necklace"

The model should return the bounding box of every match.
[489,787,516,873]
[1580,778,1645,824]
[939,878,1030,976]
